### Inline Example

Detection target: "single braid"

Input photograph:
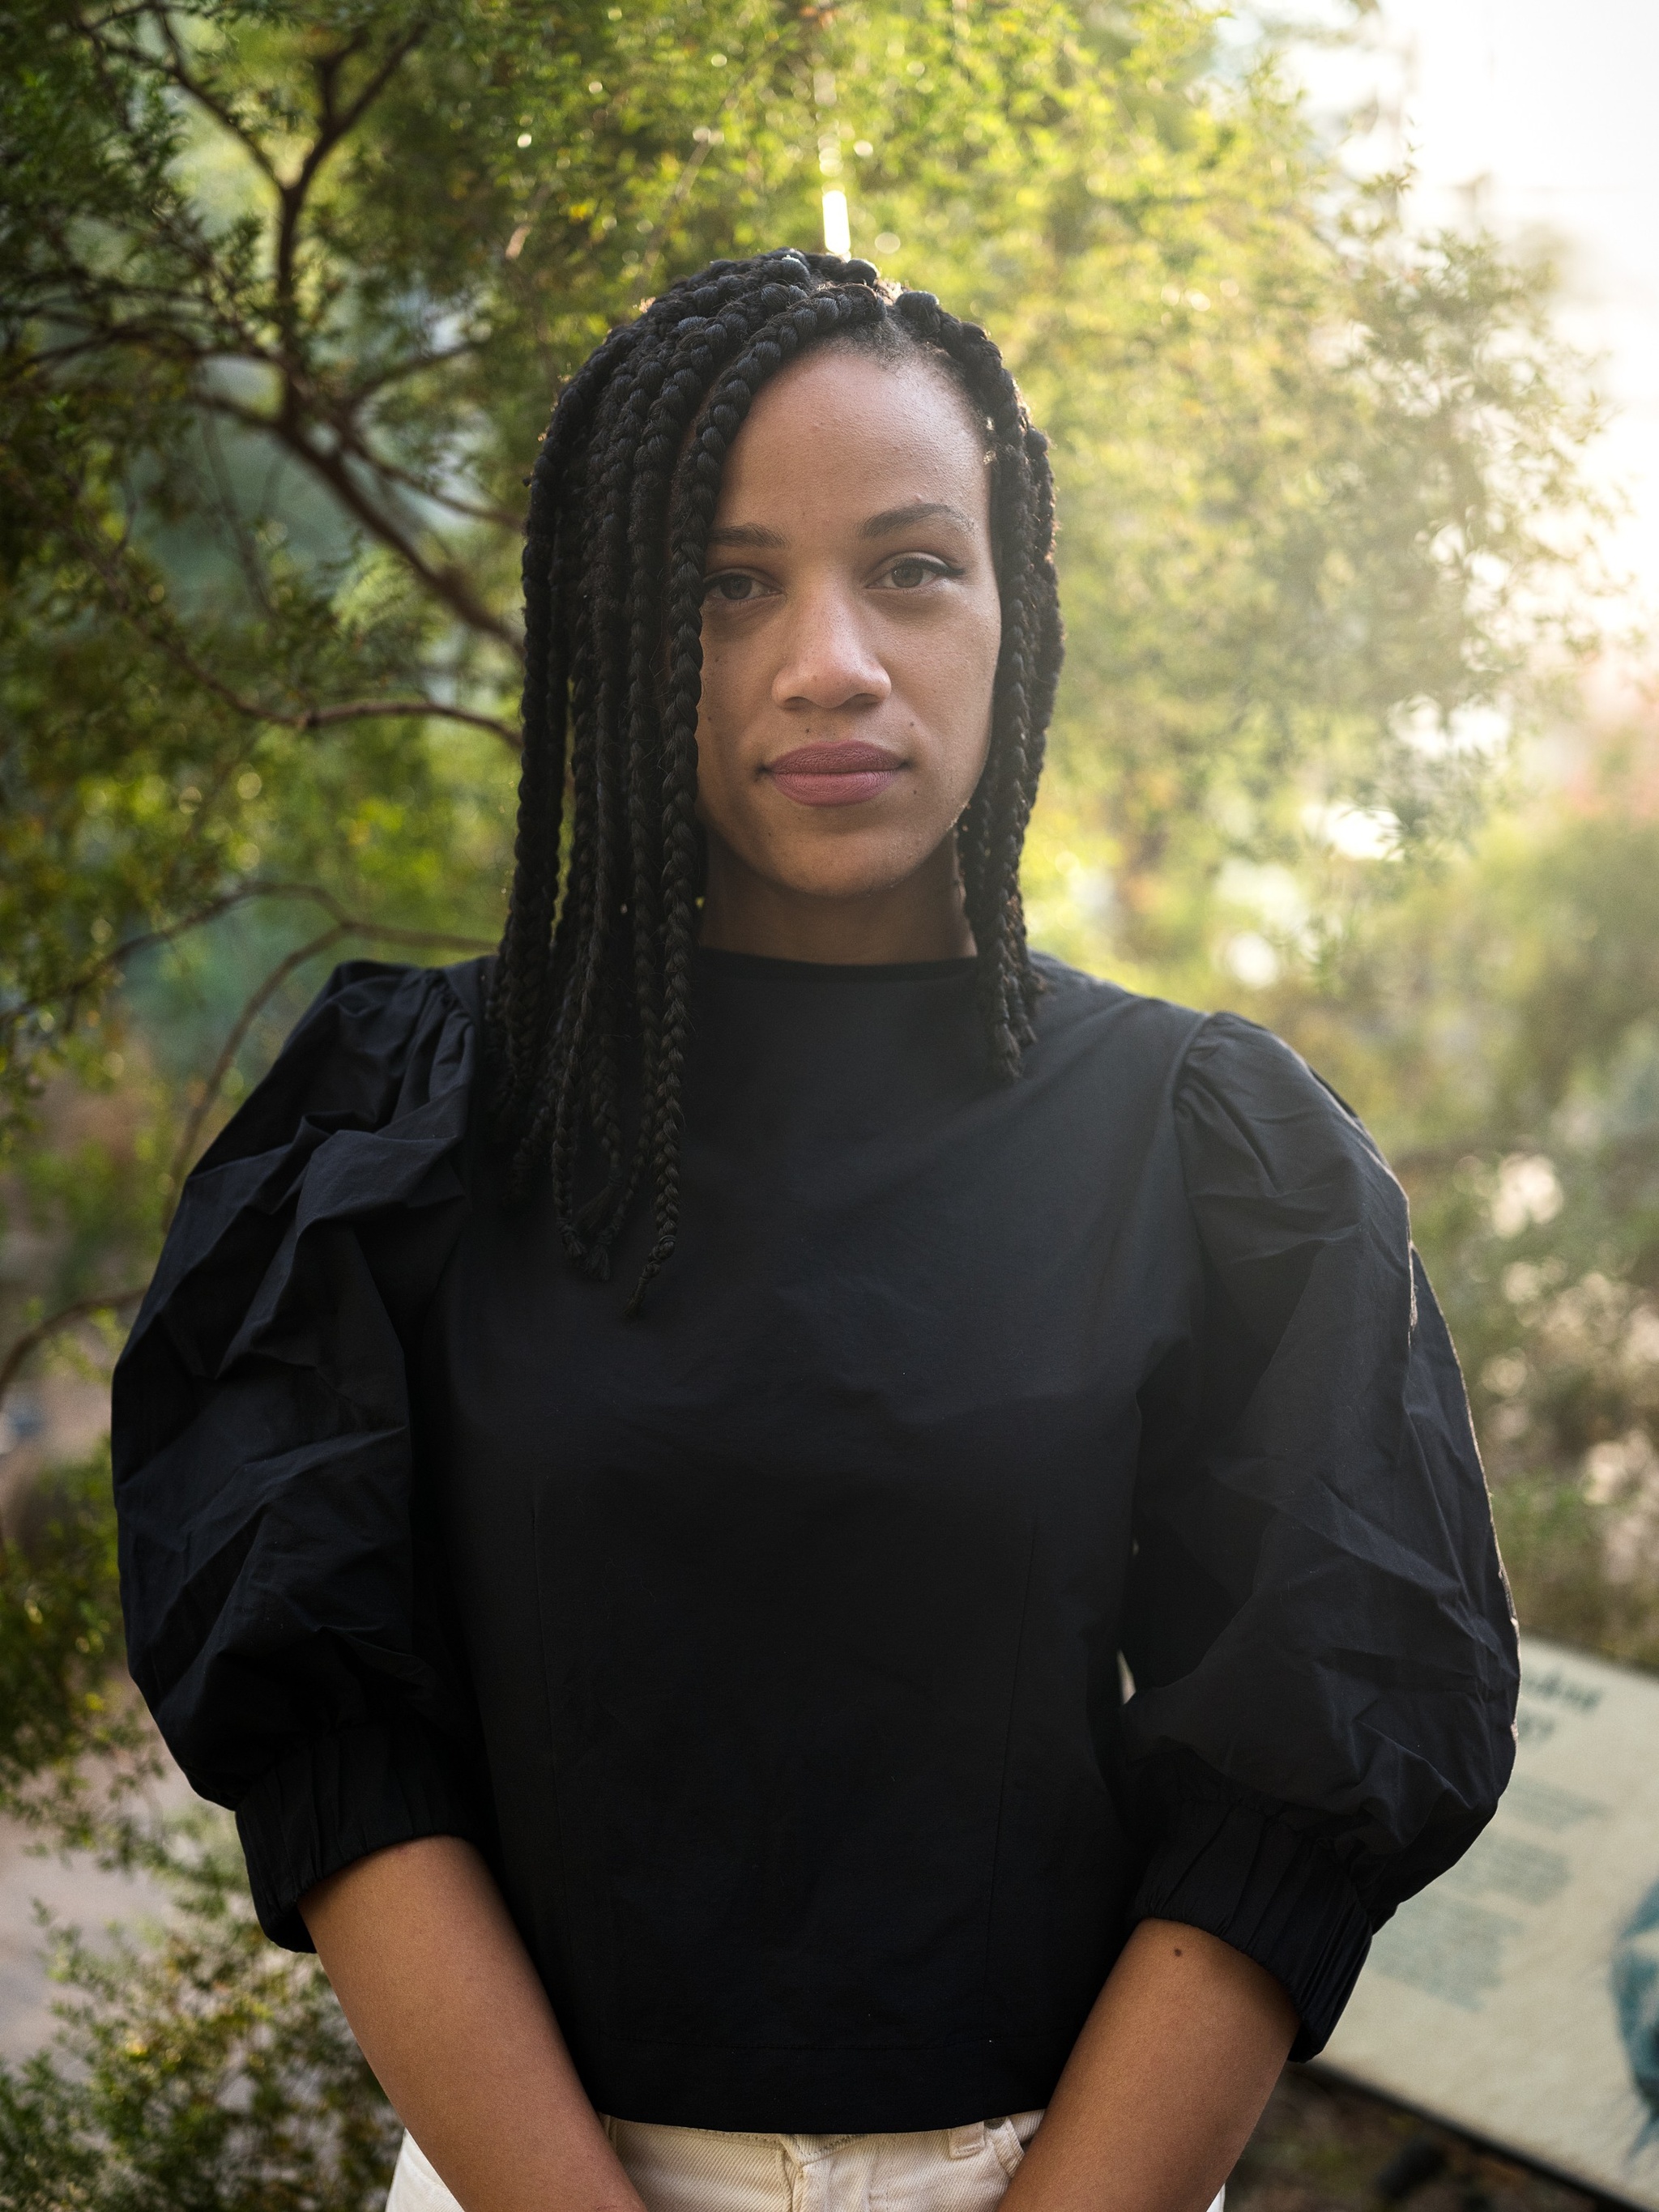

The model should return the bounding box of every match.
[490,251,1064,1302]
[544,351,666,1256]
[489,317,639,1108]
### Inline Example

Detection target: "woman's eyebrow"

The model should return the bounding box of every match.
[706,521,787,548]
[705,501,975,551]
[860,500,974,539]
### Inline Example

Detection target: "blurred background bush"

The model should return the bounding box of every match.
[0,0,1649,2203]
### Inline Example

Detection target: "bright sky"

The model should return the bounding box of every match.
[1285,0,1659,633]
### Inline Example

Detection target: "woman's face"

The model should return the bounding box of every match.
[691,344,1002,957]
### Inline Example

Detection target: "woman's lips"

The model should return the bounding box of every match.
[766,740,906,808]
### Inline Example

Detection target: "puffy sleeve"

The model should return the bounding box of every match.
[1122,1012,1518,2059]
[113,958,488,1950]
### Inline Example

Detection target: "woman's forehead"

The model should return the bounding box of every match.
[714,347,992,530]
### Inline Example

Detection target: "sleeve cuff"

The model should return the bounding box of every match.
[1130,1787,1374,2060]
[235,1719,491,1950]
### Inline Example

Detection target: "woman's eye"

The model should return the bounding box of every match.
[883,556,953,590]
[705,571,761,603]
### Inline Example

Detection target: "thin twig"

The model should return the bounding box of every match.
[348,340,489,403]
[198,404,275,616]
[162,923,351,1209]
[7,881,491,1030]
[144,12,281,186]
[161,910,492,1216]
[296,698,517,743]
[0,1289,147,1416]
[21,246,513,650]
[342,444,519,529]
[7,884,318,1032]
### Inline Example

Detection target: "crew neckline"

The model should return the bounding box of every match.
[696,948,979,985]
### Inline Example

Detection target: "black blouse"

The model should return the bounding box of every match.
[113,949,1517,2133]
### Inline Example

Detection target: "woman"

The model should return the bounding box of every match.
[113,250,1518,2212]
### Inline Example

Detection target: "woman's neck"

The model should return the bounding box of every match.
[697,837,975,965]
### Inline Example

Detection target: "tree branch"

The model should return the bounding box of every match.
[147,11,281,188]
[7,882,492,1033]
[164,923,350,1208]
[275,23,427,333]
[319,24,429,153]
[18,313,520,620]
[126,14,489,644]
[0,1289,147,1415]
[340,444,520,530]
[296,697,518,742]
[6,886,320,1038]
[79,8,276,192]
[15,132,517,651]
[42,493,520,748]
[206,392,519,650]
[161,902,491,1217]
[348,339,491,402]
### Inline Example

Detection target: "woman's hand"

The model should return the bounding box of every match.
[301,1836,642,2212]
[1001,1920,1297,2212]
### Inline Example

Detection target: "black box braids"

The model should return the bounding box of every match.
[488,249,1064,1308]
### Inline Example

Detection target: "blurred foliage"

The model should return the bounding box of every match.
[0,1465,394,2207]
[0,1451,154,1833]
[0,0,1646,2199]
[0,1818,398,2212]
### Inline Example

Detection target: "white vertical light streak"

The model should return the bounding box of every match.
[821,189,851,258]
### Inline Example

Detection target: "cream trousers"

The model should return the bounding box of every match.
[384,2109,1226,2212]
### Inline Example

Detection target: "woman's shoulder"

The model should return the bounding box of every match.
[1170,1009,1410,1316]
[1029,952,1401,1219]
[1026,951,1308,1093]
[1027,948,1205,1063]
[129,956,489,1361]
[1171,1005,1399,1210]
[191,954,488,1178]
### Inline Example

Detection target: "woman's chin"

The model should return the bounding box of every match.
[764,859,949,912]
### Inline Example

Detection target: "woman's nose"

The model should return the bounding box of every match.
[770,582,892,712]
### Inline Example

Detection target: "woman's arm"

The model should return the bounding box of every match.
[308,1853,1289,2212]
[301,1836,642,2212]
[1003,1920,1297,2212]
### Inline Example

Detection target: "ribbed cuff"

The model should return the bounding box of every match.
[236,1719,489,1951]
[1130,1789,1373,2060]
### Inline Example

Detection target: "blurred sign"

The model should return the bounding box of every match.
[1320,1634,1659,2209]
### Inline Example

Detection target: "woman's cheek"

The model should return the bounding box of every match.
[692,697,763,844]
